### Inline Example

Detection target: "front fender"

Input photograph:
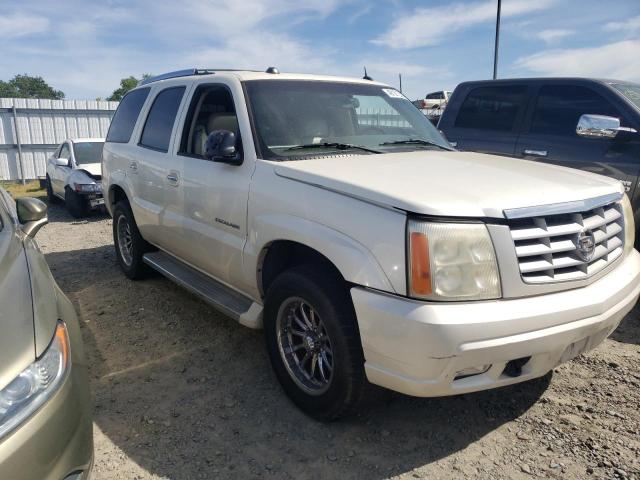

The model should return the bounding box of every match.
[66,169,98,191]
[244,213,396,295]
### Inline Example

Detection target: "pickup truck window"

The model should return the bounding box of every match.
[73,142,104,165]
[244,80,450,159]
[611,83,640,110]
[455,85,527,131]
[179,84,239,158]
[140,86,186,152]
[531,85,619,136]
[106,87,150,144]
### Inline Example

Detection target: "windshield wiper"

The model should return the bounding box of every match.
[285,142,381,154]
[379,139,453,151]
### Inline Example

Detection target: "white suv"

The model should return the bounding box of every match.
[102,68,640,420]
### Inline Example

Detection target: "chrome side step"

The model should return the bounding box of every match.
[143,251,262,328]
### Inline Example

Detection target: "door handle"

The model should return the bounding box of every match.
[166,172,179,185]
[129,162,138,172]
[523,149,548,157]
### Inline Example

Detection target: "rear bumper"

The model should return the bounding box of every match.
[351,249,640,397]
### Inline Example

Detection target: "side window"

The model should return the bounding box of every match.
[426,92,438,100]
[179,85,240,158]
[59,143,71,159]
[455,86,527,131]
[106,87,150,143]
[139,87,186,152]
[531,85,620,136]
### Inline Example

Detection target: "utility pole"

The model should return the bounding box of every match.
[493,0,501,80]
[399,73,403,93]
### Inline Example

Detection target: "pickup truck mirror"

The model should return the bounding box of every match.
[204,130,242,166]
[16,197,48,238]
[55,157,70,167]
[576,114,638,139]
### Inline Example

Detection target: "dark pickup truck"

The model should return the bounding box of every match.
[439,78,640,236]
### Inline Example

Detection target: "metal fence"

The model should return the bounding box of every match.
[0,98,118,182]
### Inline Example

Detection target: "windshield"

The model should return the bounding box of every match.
[612,83,640,111]
[72,142,104,165]
[244,80,452,160]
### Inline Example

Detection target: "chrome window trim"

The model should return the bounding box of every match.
[503,192,623,219]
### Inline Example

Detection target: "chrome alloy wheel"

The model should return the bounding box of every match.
[116,214,134,266]
[276,297,334,395]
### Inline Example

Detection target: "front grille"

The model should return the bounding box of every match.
[508,202,624,283]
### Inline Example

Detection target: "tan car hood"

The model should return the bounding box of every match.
[274,151,623,218]
[0,233,35,391]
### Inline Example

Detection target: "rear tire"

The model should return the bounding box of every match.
[112,200,154,279]
[65,187,88,218]
[46,176,60,204]
[264,264,366,421]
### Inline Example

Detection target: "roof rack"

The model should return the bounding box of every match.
[138,68,263,86]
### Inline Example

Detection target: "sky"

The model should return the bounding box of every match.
[1,0,639,101]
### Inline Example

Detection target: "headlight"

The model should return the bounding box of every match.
[621,194,635,256]
[0,322,70,440]
[74,183,101,193]
[408,220,501,301]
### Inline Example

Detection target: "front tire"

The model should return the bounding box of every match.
[112,200,153,279]
[65,187,88,218]
[264,265,366,421]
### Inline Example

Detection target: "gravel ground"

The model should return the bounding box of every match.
[38,204,640,480]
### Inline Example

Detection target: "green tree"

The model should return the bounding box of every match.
[0,74,65,99]
[107,74,152,101]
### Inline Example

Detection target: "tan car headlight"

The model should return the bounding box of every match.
[408,220,501,301]
[621,194,635,256]
[0,322,70,440]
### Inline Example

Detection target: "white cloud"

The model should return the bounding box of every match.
[372,0,555,49]
[536,29,574,44]
[604,15,640,33]
[515,40,640,81]
[0,13,49,38]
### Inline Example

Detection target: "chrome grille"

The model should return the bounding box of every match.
[508,202,624,283]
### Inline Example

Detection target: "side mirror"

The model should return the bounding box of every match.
[55,157,70,167]
[576,114,638,139]
[204,130,242,165]
[16,197,48,238]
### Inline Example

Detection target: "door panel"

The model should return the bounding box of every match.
[175,83,251,286]
[444,85,529,157]
[133,85,188,247]
[516,84,640,195]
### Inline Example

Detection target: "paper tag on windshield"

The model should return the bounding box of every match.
[382,88,405,99]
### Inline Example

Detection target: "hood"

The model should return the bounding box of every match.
[274,151,623,218]
[77,163,101,178]
[0,234,35,390]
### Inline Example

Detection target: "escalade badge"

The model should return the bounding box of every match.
[576,230,596,262]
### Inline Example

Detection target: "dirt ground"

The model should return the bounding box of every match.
[37,203,640,480]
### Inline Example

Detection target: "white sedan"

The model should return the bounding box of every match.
[45,138,105,217]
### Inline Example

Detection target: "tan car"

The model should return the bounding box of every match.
[0,190,93,479]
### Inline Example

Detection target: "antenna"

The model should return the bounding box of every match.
[363,66,373,81]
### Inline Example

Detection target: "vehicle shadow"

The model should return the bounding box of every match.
[46,244,552,479]
[45,201,109,224]
[610,300,640,344]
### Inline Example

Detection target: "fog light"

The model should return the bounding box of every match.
[454,364,491,380]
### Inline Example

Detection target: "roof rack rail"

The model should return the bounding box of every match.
[138,68,265,86]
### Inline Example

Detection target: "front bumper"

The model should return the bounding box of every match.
[351,249,640,397]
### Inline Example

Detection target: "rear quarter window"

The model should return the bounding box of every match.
[454,85,527,131]
[106,88,151,143]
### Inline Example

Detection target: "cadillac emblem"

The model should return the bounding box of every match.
[576,230,596,262]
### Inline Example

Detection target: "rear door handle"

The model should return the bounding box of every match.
[523,149,548,157]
